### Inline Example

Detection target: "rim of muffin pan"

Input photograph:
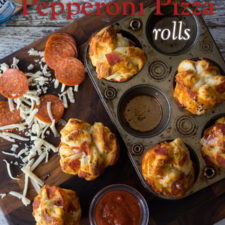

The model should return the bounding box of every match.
[139,139,200,200]
[120,29,143,49]
[117,84,172,138]
[145,5,199,56]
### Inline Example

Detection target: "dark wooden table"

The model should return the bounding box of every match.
[0,0,225,225]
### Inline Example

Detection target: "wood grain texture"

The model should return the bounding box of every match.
[0,0,225,225]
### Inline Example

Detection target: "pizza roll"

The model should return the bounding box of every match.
[33,185,81,225]
[59,118,119,180]
[201,116,225,168]
[142,138,195,198]
[174,59,225,115]
[89,25,146,82]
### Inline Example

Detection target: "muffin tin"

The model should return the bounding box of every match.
[84,3,225,199]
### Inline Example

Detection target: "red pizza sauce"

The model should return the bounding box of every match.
[95,190,141,225]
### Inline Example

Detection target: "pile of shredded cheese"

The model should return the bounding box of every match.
[0,48,79,206]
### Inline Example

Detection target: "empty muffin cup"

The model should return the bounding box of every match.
[118,85,171,137]
[146,5,198,55]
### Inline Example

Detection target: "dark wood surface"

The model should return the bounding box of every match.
[0,0,225,225]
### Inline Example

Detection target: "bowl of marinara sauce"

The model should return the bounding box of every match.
[89,184,149,225]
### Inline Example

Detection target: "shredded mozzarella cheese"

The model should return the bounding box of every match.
[30,179,41,194]
[11,57,19,69]
[0,63,9,72]
[54,79,59,88]
[3,160,19,180]
[8,99,14,112]
[23,175,29,197]
[61,83,66,92]
[0,133,15,142]
[2,151,18,157]
[31,152,46,171]
[26,108,39,126]
[62,94,68,108]
[27,64,34,71]
[28,48,44,57]
[47,102,54,121]
[10,144,19,152]
[1,132,29,141]
[67,87,75,103]
[9,191,31,206]
[50,120,59,137]
[47,102,59,137]
[74,84,79,92]
[0,123,25,131]
[0,193,6,199]
[21,167,44,186]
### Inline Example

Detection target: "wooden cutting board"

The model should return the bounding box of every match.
[1,0,225,225]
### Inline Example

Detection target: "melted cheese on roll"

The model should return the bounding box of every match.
[174,59,225,115]
[201,116,225,168]
[58,118,119,181]
[89,25,146,82]
[142,138,195,198]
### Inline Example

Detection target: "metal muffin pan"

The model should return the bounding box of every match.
[84,4,225,199]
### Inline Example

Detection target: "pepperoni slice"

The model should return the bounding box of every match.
[216,123,225,135]
[69,159,80,172]
[44,38,76,70]
[106,53,122,66]
[154,146,168,156]
[54,197,64,207]
[0,69,29,99]
[179,154,187,166]
[216,81,225,94]
[0,101,21,130]
[47,33,78,57]
[35,94,64,124]
[204,154,214,165]
[171,177,184,196]
[216,154,225,168]
[55,57,86,86]
[80,142,90,155]
[48,33,76,46]
[78,170,89,178]
[147,178,153,186]
[187,88,197,98]
[45,185,56,199]
[33,199,40,210]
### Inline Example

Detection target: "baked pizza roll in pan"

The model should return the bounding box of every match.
[89,25,146,82]
[174,59,225,115]
[142,138,195,198]
[201,116,225,168]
